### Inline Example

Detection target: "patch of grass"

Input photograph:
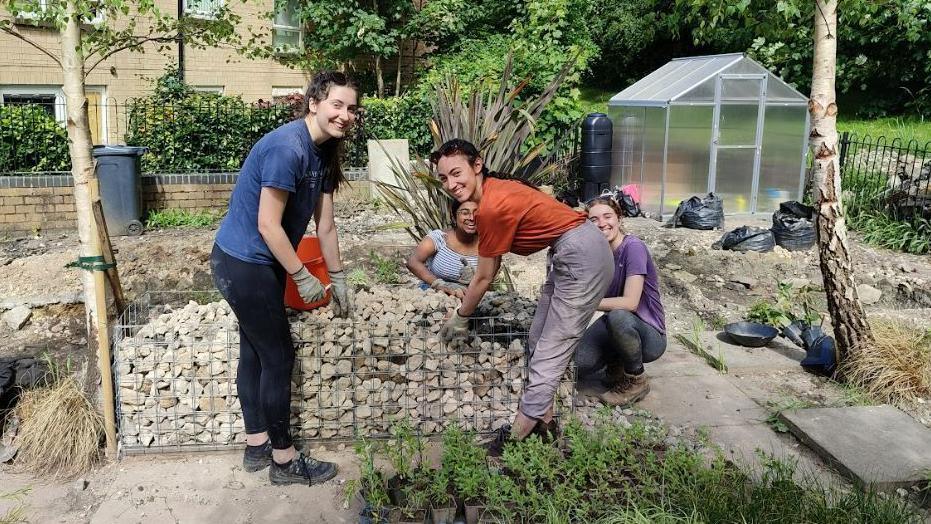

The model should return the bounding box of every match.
[144,208,224,229]
[843,318,931,405]
[368,250,402,285]
[838,116,931,146]
[764,398,816,433]
[675,319,727,374]
[707,313,727,331]
[846,211,931,255]
[578,86,615,115]
[0,487,29,524]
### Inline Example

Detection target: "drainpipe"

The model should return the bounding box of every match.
[177,0,185,82]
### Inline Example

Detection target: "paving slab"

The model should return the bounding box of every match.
[647,342,719,378]
[638,373,768,428]
[780,405,931,490]
[707,423,842,486]
[699,331,805,372]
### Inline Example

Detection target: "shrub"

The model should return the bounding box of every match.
[844,318,931,405]
[347,95,433,165]
[0,104,70,173]
[125,93,293,173]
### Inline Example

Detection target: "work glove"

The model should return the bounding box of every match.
[457,257,475,285]
[329,269,353,318]
[291,266,325,304]
[440,309,471,341]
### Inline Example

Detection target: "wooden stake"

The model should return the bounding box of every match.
[89,179,118,458]
[91,199,126,314]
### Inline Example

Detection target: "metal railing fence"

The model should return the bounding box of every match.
[838,132,931,226]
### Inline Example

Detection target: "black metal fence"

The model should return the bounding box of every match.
[838,132,931,226]
[0,98,372,176]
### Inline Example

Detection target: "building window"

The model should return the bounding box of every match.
[185,0,222,19]
[0,87,65,123]
[14,0,104,25]
[192,86,225,95]
[273,0,302,53]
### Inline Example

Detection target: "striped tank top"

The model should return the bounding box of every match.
[426,229,479,283]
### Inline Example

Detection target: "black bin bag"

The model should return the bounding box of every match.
[772,201,816,251]
[712,226,776,252]
[666,193,725,230]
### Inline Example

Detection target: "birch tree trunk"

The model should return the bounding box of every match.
[395,42,403,97]
[808,0,873,369]
[61,7,103,388]
[375,55,384,98]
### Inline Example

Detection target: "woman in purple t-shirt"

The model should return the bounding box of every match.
[576,197,666,406]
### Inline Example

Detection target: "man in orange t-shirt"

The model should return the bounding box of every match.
[432,139,613,456]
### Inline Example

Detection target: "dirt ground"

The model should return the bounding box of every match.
[2,192,930,521]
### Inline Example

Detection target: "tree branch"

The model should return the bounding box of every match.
[0,24,62,67]
[85,34,178,75]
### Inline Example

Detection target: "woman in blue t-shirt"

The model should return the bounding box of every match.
[576,196,667,406]
[406,199,479,297]
[210,71,358,486]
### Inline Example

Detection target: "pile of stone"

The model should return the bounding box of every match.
[115,287,574,450]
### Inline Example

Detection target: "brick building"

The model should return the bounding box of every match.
[0,0,311,144]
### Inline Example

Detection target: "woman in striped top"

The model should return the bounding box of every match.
[406,200,479,298]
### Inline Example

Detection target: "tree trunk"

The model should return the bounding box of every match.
[62,4,118,455]
[375,55,384,98]
[395,41,403,97]
[808,0,873,371]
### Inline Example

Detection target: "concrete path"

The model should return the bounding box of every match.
[633,336,841,484]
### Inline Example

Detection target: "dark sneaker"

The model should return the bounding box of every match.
[485,424,512,457]
[243,440,273,472]
[531,418,560,442]
[597,373,650,407]
[269,452,338,486]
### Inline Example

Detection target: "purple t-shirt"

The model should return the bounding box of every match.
[606,235,666,334]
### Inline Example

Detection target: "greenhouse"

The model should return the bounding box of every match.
[607,53,809,217]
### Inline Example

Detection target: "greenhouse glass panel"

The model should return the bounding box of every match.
[757,105,808,212]
[766,79,806,102]
[715,148,756,213]
[609,106,646,188]
[664,105,713,212]
[718,103,760,146]
[640,107,667,215]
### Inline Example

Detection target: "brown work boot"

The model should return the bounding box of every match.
[597,372,650,407]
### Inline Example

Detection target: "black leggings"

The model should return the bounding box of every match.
[210,244,294,449]
[576,309,666,376]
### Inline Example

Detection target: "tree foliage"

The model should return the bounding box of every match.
[672,0,931,115]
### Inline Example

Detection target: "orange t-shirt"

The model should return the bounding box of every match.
[476,177,586,257]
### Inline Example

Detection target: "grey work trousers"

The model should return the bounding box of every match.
[521,221,613,419]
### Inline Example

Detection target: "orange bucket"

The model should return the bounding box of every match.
[284,235,332,311]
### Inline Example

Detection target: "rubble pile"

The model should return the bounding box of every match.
[114,287,569,449]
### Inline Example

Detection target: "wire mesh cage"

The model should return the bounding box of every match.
[112,291,576,454]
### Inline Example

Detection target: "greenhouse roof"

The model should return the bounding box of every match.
[608,53,808,107]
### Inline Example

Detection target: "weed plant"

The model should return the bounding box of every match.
[847,210,931,255]
[746,281,822,328]
[368,250,402,285]
[0,487,29,524]
[144,208,224,229]
[675,319,727,373]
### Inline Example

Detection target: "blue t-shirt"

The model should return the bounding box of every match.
[215,119,334,265]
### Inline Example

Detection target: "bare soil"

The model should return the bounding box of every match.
[2,194,930,520]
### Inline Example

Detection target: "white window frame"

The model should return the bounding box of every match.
[0,86,66,124]
[185,0,223,20]
[14,0,104,25]
[271,87,303,99]
[192,86,225,95]
[272,0,303,53]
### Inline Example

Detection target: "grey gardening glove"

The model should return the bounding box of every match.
[457,257,475,285]
[440,309,471,341]
[329,269,353,318]
[291,266,325,304]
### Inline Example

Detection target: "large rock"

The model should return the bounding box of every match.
[2,305,32,330]
[856,284,882,305]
